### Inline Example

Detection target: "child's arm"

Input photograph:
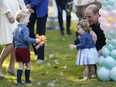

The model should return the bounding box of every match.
[71,35,86,50]
[69,44,76,50]
[90,30,97,44]
[76,35,86,49]
[23,27,40,43]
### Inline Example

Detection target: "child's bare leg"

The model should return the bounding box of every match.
[83,65,89,80]
[25,61,31,70]
[90,64,96,78]
[25,61,31,83]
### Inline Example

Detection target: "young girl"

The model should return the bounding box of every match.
[74,21,97,46]
[69,19,99,80]
[13,10,40,85]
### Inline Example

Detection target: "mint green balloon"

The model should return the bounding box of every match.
[106,5,114,10]
[107,35,113,40]
[102,6,107,10]
[108,0,115,5]
[107,44,114,51]
[106,39,110,45]
[102,47,110,57]
[114,3,116,9]
[111,39,116,48]
[111,49,116,60]
[101,0,115,10]
[109,29,115,37]
[101,0,108,6]
[104,56,116,69]
[110,66,116,81]
[98,56,105,66]
[97,67,111,81]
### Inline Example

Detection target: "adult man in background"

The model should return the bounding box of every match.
[24,0,48,64]
[85,4,106,55]
[85,5,106,75]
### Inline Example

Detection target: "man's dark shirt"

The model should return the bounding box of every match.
[90,22,106,51]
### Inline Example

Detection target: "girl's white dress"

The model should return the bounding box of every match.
[0,0,26,45]
[76,47,99,65]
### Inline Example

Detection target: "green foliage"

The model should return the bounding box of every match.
[0,22,116,87]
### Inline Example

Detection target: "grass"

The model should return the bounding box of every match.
[0,22,116,87]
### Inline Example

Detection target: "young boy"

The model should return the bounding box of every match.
[13,10,40,86]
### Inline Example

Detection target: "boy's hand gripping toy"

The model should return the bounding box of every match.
[35,34,47,50]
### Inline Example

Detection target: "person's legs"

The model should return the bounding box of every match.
[64,0,72,35]
[25,61,31,83]
[66,12,71,35]
[94,64,97,73]
[17,62,24,85]
[0,43,14,77]
[55,0,64,35]
[28,12,37,55]
[36,14,48,62]
[58,7,64,35]
[90,64,96,78]
[83,65,89,80]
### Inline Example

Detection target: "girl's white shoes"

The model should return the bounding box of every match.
[82,75,96,81]
[91,75,96,78]
[83,76,88,81]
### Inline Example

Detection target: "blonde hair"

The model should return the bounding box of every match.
[77,19,90,32]
[15,10,30,22]
[86,5,99,15]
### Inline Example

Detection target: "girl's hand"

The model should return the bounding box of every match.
[69,44,76,50]
[6,12,15,23]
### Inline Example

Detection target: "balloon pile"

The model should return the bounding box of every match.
[97,0,116,81]
[99,0,116,30]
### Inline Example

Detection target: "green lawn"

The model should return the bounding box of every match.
[0,22,116,87]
